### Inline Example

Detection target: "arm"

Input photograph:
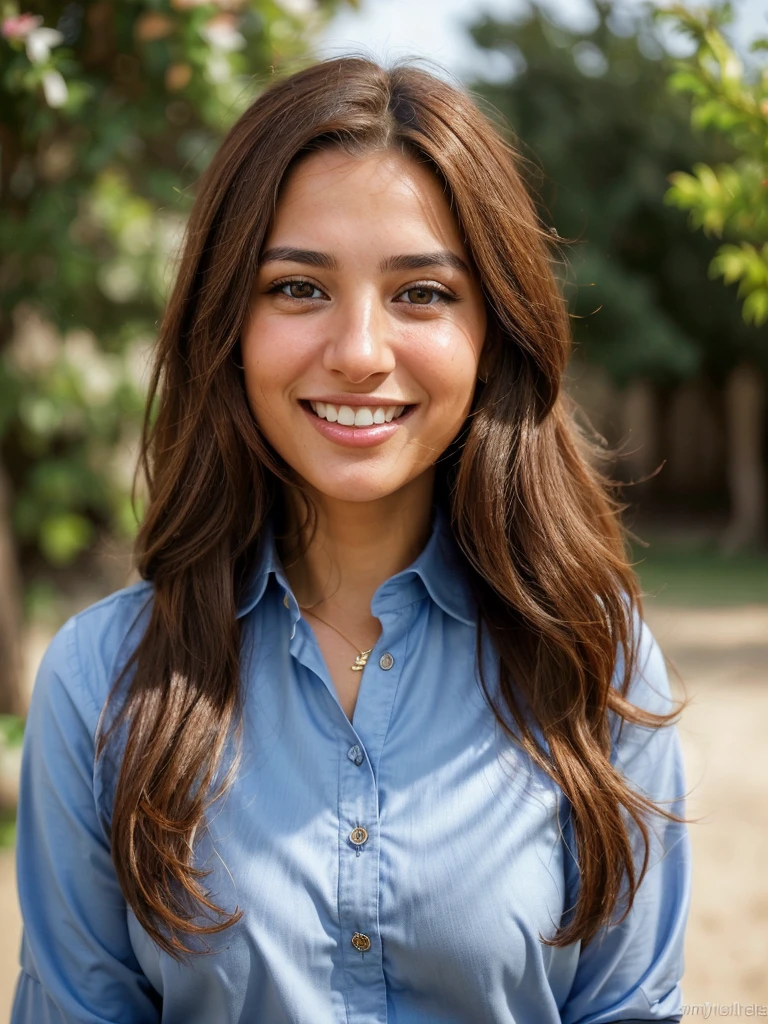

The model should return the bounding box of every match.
[11,616,162,1024]
[558,617,692,1024]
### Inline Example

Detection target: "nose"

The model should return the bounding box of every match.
[321,290,396,383]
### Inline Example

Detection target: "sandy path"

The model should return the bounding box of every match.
[0,603,766,1018]
[643,604,768,1007]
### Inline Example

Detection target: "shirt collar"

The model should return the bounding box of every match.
[236,504,477,627]
[235,518,288,621]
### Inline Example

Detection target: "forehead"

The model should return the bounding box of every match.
[266,147,466,254]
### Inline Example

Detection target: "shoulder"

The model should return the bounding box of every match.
[31,580,155,738]
[613,608,675,715]
[608,607,682,772]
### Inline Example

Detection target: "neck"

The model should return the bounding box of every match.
[278,471,436,619]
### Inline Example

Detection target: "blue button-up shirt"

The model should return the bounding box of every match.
[11,508,690,1023]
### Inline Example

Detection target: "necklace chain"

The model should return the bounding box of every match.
[299,604,373,672]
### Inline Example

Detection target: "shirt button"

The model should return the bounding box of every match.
[350,826,368,846]
[351,932,371,952]
[379,652,394,670]
[347,744,364,766]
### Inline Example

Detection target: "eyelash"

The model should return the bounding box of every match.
[266,277,458,305]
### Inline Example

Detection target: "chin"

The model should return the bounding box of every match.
[304,477,408,504]
[294,461,428,505]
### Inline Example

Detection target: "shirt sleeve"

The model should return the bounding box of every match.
[558,615,692,1024]
[10,615,162,1024]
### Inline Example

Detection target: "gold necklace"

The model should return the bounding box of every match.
[299,605,373,672]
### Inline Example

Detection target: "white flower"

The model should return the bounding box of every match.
[275,0,316,15]
[26,26,64,63]
[97,262,142,303]
[206,52,231,84]
[63,330,120,404]
[81,359,120,404]
[8,304,61,374]
[200,14,245,51]
[41,69,68,108]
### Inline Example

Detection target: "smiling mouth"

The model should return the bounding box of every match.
[301,400,414,427]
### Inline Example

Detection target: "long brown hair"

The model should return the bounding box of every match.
[98,55,689,960]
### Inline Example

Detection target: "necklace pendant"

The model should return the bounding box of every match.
[351,649,373,672]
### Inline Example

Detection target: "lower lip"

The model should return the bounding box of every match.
[301,402,415,448]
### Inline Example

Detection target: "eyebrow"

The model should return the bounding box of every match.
[259,246,471,276]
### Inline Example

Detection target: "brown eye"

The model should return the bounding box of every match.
[267,279,325,301]
[404,287,436,305]
[397,284,456,306]
[286,281,317,299]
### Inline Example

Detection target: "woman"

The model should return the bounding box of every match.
[12,57,691,1023]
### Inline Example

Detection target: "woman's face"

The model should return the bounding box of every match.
[241,147,487,506]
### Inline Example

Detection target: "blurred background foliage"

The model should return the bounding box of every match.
[0,0,766,732]
[659,3,768,328]
[468,0,767,556]
[0,0,353,717]
[470,0,765,383]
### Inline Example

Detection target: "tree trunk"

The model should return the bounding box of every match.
[721,362,767,553]
[621,377,660,486]
[666,376,723,494]
[0,458,23,715]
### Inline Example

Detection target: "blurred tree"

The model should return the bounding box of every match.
[468,0,766,547]
[657,1,767,550]
[0,0,351,714]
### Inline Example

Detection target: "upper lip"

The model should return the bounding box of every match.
[302,395,413,407]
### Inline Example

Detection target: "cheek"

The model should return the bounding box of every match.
[240,314,313,412]
[412,325,482,407]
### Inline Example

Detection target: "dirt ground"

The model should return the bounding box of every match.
[0,601,766,1018]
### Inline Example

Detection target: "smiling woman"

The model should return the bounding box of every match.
[11,57,691,1024]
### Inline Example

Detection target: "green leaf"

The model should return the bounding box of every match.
[39,514,95,566]
[0,716,25,749]
[693,162,724,199]
[710,244,749,285]
[691,99,733,132]
[667,69,709,99]
[742,287,768,325]
[665,171,705,207]
[701,206,725,236]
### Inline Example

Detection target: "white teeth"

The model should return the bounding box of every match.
[308,401,409,426]
[354,408,374,427]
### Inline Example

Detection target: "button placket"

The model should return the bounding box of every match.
[336,614,407,1018]
[339,731,377,966]
[338,737,381,983]
[339,617,412,1016]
